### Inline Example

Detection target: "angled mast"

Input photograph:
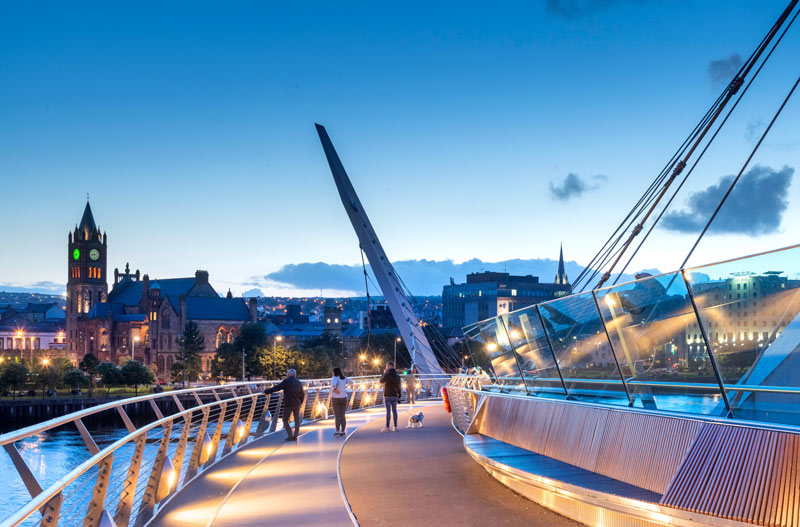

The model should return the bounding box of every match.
[315,124,443,374]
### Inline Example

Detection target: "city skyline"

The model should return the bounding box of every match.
[2,1,799,297]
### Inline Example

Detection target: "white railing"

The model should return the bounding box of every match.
[1,374,451,527]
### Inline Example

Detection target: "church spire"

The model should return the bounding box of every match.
[78,200,99,241]
[555,243,569,285]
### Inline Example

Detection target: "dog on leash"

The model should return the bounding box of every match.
[407,412,424,428]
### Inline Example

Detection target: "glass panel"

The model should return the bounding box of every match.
[476,317,523,391]
[502,307,566,398]
[538,292,628,405]
[686,246,800,425]
[461,323,495,382]
[595,272,726,416]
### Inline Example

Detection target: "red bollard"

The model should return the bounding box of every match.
[441,386,451,413]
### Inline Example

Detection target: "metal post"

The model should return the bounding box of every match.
[683,272,733,416]
[186,408,209,481]
[591,291,633,405]
[222,398,243,456]
[269,392,283,433]
[242,347,245,382]
[534,305,570,398]
[255,393,272,436]
[134,420,173,527]
[82,453,114,527]
[114,435,146,527]
[204,401,227,469]
[238,395,258,447]
[170,412,193,488]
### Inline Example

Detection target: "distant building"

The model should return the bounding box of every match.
[65,201,256,377]
[358,302,396,330]
[442,247,571,328]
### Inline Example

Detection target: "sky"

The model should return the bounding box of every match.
[1,1,799,297]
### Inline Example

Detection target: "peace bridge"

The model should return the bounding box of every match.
[2,243,800,527]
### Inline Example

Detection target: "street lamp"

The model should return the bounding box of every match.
[372,357,380,373]
[132,335,140,359]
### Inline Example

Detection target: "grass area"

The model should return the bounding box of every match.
[0,385,176,400]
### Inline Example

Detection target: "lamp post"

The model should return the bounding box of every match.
[132,335,140,359]
[372,357,380,373]
[242,347,246,382]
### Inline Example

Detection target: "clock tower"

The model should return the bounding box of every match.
[66,200,108,355]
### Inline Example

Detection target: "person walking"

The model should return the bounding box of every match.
[405,366,418,405]
[379,361,402,432]
[264,369,305,441]
[330,367,353,436]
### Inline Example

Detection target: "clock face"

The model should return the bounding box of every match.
[90,249,100,261]
[73,248,80,260]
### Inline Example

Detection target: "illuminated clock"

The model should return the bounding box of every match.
[90,249,100,261]
[73,248,80,260]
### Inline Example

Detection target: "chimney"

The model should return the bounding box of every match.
[195,270,209,285]
[179,294,187,324]
[141,274,149,303]
[114,268,120,285]
[249,298,257,323]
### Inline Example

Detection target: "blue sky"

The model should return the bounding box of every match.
[1,1,798,296]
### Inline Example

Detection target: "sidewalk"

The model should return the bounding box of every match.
[339,403,580,527]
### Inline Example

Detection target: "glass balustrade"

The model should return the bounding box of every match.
[461,244,800,426]
[537,291,629,405]
[685,245,800,425]
[476,317,524,390]
[595,272,726,415]
[501,307,567,398]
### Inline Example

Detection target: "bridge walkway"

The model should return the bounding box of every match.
[153,401,578,527]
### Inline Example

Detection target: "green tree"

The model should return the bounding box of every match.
[97,362,122,396]
[212,342,241,380]
[35,366,62,398]
[261,343,291,380]
[291,346,334,379]
[121,360,155,396]
[232,323,268,379]
[174,320,204,387]
[63,368,89,392]
[79,353,100,397]
[1,361,29,400]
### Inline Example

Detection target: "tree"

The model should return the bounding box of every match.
[1,361,29,400]
[261,343,291,380]
[35,366,62,398]
[64,368,90,392]
[97,362,122,396]
[232,323,268,379]
[174,320,204,387]
[79,353,100,397]
[118,355,132,368]
[121,360,154,396]
[291,346,334,379]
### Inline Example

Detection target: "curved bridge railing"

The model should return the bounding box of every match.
[1,374,451,527]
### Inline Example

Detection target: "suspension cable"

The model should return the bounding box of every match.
[682,71,800,268]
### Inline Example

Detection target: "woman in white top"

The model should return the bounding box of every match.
[331,367,354,436]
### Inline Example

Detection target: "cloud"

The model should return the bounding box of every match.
[257,256,652,296]
[661,165,793,235]
[0,281,65,295]
[708,53,743,85]
[549,173,607,200]
[745,118,764,143]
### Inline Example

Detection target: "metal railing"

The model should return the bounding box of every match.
[0,374,451,527]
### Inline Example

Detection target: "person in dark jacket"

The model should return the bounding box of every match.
[379,362,402,432]
[264,369,305,441]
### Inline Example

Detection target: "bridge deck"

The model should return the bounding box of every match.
[154,401,578,526]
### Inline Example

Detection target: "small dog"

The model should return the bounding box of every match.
[407,412,424,428]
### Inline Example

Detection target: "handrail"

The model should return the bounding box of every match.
[0,373,452,527]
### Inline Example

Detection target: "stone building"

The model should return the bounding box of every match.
[65,201,256,378]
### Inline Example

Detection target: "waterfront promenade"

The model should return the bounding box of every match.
[152,401,577,527]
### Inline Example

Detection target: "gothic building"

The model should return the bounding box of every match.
[65,201,256,378]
